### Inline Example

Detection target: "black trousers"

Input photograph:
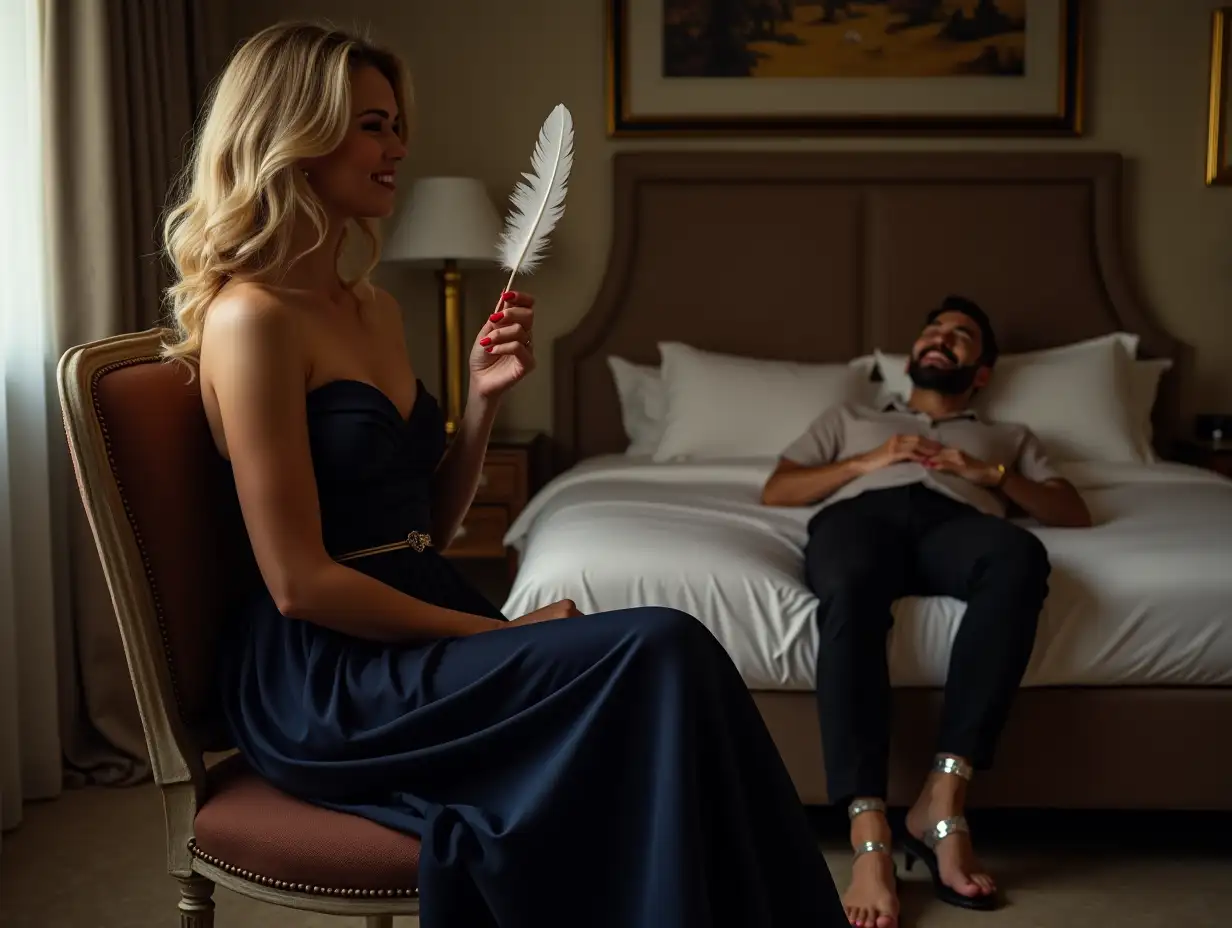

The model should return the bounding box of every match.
[804,483,1050,806]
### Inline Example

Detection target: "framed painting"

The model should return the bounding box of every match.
[606,0,1084,136]
[1207,7,1232,185]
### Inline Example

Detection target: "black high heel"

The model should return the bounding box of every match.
[901,757,1001,911]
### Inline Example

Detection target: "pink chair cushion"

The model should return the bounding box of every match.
[193,755,421,894]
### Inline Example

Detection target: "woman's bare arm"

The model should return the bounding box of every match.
[203,288,502,641]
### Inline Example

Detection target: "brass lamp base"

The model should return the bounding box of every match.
[437,259,465,436]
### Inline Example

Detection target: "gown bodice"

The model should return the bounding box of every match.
[304,378,444,559]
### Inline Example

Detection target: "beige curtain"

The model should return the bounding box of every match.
[43,0,220,786]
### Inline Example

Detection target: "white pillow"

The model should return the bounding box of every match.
[1128,358,1171,461]
[849,353,879,381]
[653,342,876,461]
[606,355,666,456]
[975,343,1141,462]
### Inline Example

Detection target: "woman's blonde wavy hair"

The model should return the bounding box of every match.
[160,21,411,364]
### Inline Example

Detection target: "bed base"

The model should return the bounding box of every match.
[755,687,1232,809]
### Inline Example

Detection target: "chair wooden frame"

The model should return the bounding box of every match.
[57,327,418,927]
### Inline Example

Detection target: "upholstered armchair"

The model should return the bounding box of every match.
[58,327,422,927]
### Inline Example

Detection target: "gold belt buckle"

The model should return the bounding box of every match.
[337,530,433,562]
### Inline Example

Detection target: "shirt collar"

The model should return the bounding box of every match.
[882,395,980,422]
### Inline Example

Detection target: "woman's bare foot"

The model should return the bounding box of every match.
[844,801,899,928]
[904,762,997,901]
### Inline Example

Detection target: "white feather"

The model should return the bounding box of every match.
[497,103,574,293]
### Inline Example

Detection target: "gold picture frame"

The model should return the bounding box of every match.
[606,0,1084,137]
[1207,7,1232,185]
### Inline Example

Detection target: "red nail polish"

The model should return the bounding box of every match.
[480,337,491,346]
[501,291,516,301]
[489,312,504,322]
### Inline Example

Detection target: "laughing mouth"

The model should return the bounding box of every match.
[372,172,396,190]
[920,348,956,367]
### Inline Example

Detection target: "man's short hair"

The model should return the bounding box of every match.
[926,295,999,366]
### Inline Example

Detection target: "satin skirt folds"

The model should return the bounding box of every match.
[219,553,846,927]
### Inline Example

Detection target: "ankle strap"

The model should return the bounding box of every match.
[853,840,890,860]
[922,815,970,849]
[933,755,974,780]
[848,797,886,820]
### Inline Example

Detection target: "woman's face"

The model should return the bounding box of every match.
[302,65,406,220]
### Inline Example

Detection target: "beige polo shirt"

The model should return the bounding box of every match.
[779,398,1062,518]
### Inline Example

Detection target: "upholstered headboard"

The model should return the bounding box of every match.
[552,151,1185,469]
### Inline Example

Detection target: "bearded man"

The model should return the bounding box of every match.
[761,295,1091,927]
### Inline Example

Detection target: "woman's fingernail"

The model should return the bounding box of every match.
[480,337,491,346]
[489,312,504,322]
[501,290,516,301]
[484,346,492,353]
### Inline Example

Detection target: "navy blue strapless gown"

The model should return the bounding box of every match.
[217,378,846,927]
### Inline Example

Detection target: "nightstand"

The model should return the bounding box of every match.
[442,430,550,577]
[1173,440,1232,479]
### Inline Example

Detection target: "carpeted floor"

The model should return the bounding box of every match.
[1,780,1225,927]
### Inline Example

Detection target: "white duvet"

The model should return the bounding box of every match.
[502,457,1232,690]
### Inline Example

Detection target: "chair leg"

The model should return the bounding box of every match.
[365,917,394,928]
[177,875,215,927]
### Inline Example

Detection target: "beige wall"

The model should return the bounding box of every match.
[223,0,1232,436]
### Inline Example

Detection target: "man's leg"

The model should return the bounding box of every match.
[905,509,1050,905]
[805,491,912,928]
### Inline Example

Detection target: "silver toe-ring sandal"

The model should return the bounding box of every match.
[900,756,1000,911]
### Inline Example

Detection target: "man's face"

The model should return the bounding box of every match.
[906,311,992,396]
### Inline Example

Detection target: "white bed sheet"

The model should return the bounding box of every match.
[502,456,1232,690]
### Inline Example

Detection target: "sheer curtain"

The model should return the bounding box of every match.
[0,0,65,849]
[0,0,220,849]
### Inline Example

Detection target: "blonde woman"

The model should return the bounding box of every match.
[163,21,847,928]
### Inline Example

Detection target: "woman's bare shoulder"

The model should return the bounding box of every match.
[206,280,298,330]
[202,282,307,365]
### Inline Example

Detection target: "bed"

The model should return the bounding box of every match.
[503,151,1232,810]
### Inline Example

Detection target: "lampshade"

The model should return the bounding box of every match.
[384,176,502,267]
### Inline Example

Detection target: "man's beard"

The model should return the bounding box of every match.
[907,349,980,396]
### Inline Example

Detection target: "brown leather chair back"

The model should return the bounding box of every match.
[58,327,260,775]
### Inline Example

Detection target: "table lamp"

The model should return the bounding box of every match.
[384,176,502,435]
